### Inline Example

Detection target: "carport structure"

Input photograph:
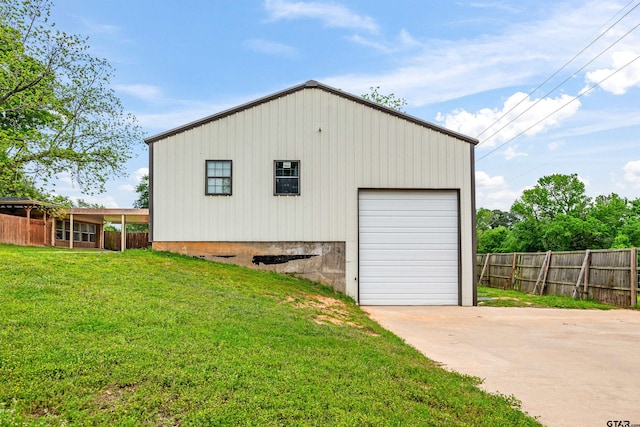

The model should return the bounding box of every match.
[61,208,149,251]
[0,198,149,251]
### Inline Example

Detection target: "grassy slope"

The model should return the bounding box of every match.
[0,245,540,426]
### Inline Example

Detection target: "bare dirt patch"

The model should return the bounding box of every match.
[94,385,137,410]
[289,294,379,336]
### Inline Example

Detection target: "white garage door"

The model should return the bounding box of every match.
[359,190,459,305]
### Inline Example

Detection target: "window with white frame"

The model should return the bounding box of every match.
[81,223,97,242]
[206,160,232,195]
[56,221,70,241]
[274,160,300,195]
[56,221,96,242]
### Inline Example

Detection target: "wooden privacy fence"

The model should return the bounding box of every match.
[0,213,53,246]
[104,231,150,251]
[477,248,639,307]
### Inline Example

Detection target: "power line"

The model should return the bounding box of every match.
[475,0,640,143]
[476,52,640,162]
[476,20,640,147]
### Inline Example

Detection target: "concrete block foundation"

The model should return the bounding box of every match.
[153,241,346,293]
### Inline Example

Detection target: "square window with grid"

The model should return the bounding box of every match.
[56,221,96,242]
[274,160,300,195]
[206,160,232,195]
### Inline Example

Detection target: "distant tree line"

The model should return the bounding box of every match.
[477,173,640,253]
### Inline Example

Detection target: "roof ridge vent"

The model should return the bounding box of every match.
[305,80,319,87]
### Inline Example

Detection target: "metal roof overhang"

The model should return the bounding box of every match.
[66,208,149,224]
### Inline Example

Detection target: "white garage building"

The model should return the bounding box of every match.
[146,80,478,305]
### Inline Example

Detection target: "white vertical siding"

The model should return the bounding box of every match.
[152,87,475,304]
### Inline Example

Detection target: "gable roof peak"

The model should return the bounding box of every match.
[145,80,478,145]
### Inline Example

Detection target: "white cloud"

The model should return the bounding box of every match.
[74,16,120,35]
[623,160,640,187]
[398,29,419,47]
[244,39,298,57]
[476,171,508,189]
[475,171,521,210]
[133,167,149,183]
[348,29,421,54]
[547,140,565,151]
[585,51,640,95]
[324,2,638,107]
[264,0,378,32]
[114,84,163,102]
[503,146,527,160]
[436,92,581,146]
[58,173,74,185]
[347,35,392,53]
[577,175,591,187]
[484,190,521,206]
[117,167,149,193]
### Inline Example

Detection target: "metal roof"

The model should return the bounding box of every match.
[66,208,149,224]
[0,198,55,208]
[144,80,479,145]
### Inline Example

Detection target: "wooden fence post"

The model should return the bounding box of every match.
[573,250,591,300]
[478,254,491,286]
[539,251,552,296]
[631,247,638,307]
[508,252,518,290]
[582,249,591,298]
[533,251,551,295]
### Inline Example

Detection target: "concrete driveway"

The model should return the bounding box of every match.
[363,306,640,427]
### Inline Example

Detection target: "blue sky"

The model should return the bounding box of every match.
[48,0,640,209]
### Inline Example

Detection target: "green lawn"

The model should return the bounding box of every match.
[477,286,616,309]
[0,245,540,426]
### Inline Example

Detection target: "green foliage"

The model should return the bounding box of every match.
[477,226,511,253]
[511,173,589,221]
[126,223,148,232]
[476,208,516,233]
[75,198,105,209]
[133,174,149,209]
[477,173,640,253]
[0,0,142,197]
[540,214,602,251]
[361,86,408,111]
[0,245,539,426]
[125,174,150,231]
[611,233,632,249]
[476,208,518,253]
[618,218,640,247]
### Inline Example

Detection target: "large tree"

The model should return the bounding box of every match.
[0,0,142,197]
[511,173,590,221]
[507,174,590,251]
